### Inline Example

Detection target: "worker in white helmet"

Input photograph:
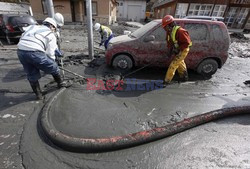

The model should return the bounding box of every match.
[54,13,64,27]
[94,23,113,50]
[17,17,66,100]
[53,13,64,49]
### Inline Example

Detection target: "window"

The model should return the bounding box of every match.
[120,2,123,6]
[150,26,166,41]
[211,25,223,41]
[237,8,249,24]
[224,7,237,26]
[188,3,213,16]
[212,5,226,17]
[41,0,48,15]
[84,1,98,16]
[92,2,97,15]
[175,3,188,18]
[184,23,208,41]
[160,9,165,18]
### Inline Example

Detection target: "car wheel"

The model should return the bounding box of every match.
[112,54,133,71]
[197,59,218,77]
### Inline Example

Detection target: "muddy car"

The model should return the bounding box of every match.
[106,19,230,77]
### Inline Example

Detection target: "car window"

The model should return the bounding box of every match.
[131,21,159,38]
[149,26,166,41]
[184,23,209,41]
[211,24,223,41]
[8,16,37,26]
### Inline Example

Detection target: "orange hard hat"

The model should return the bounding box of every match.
[162,15,174,28]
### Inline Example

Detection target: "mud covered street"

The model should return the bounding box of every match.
[0,25,250,169]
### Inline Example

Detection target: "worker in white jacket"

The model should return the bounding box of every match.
[17,17,66,100]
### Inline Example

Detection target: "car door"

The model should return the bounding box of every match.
[183,22,211,69]
[135,25,170,67]
[210,24,228,52]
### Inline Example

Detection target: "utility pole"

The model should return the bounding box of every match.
[46,0,55,18]
[86,0,94,60]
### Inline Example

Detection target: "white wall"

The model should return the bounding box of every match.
[117,0,146,21]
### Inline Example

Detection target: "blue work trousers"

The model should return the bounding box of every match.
[17,49,59,82]
[104,34,114,50]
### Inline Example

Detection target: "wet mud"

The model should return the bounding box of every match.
[21,54,250,169]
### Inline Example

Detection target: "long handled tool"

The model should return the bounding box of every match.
[58,57,65,78]
[120,62,156,80]
[59,67,88,82]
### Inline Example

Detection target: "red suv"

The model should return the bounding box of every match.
[105,19,230,77]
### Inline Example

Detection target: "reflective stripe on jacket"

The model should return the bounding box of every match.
[18,25,58,60]
[100,25,112,42]
[167,26,192,50]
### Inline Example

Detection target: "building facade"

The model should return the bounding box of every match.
[153,0,250,29]
[116,0,147,22]
[29,0,117,24]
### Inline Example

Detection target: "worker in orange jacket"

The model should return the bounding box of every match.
[162,15,192,86]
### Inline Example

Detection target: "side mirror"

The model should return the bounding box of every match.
[144,35,155,42]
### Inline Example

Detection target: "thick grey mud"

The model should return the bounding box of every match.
[17,28,250,168]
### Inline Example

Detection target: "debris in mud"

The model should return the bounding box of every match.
[229,41,250,58]
[62,54,90,66]
[244,80,250,85]
[0,58,8,65]
[230,32,248,40]
[88,58,105,67]
[67,54,89,60]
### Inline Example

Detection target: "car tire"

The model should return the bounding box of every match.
[197,59,218,77]
[112,54,133,71]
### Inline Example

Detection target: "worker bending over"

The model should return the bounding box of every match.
[94,23,113,50]
[162,15,192,86]
[17,17,66,100]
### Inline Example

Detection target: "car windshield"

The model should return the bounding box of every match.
[130,21,159,38]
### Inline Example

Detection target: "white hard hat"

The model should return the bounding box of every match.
[54,13,64,27]
[43,17,57,28]
[94,23,101,31]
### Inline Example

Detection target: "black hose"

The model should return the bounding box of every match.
[40,88,250,152]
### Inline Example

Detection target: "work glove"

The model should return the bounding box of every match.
[55,49,64,58]
[166,48,173,57]
[173,48,180,55]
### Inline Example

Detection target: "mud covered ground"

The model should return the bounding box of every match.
[0,24,250,169]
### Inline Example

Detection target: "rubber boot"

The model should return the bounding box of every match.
[29,81,43,100]
[52,74,67,88]
[163,81,171,88]
[179,71,189,83]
